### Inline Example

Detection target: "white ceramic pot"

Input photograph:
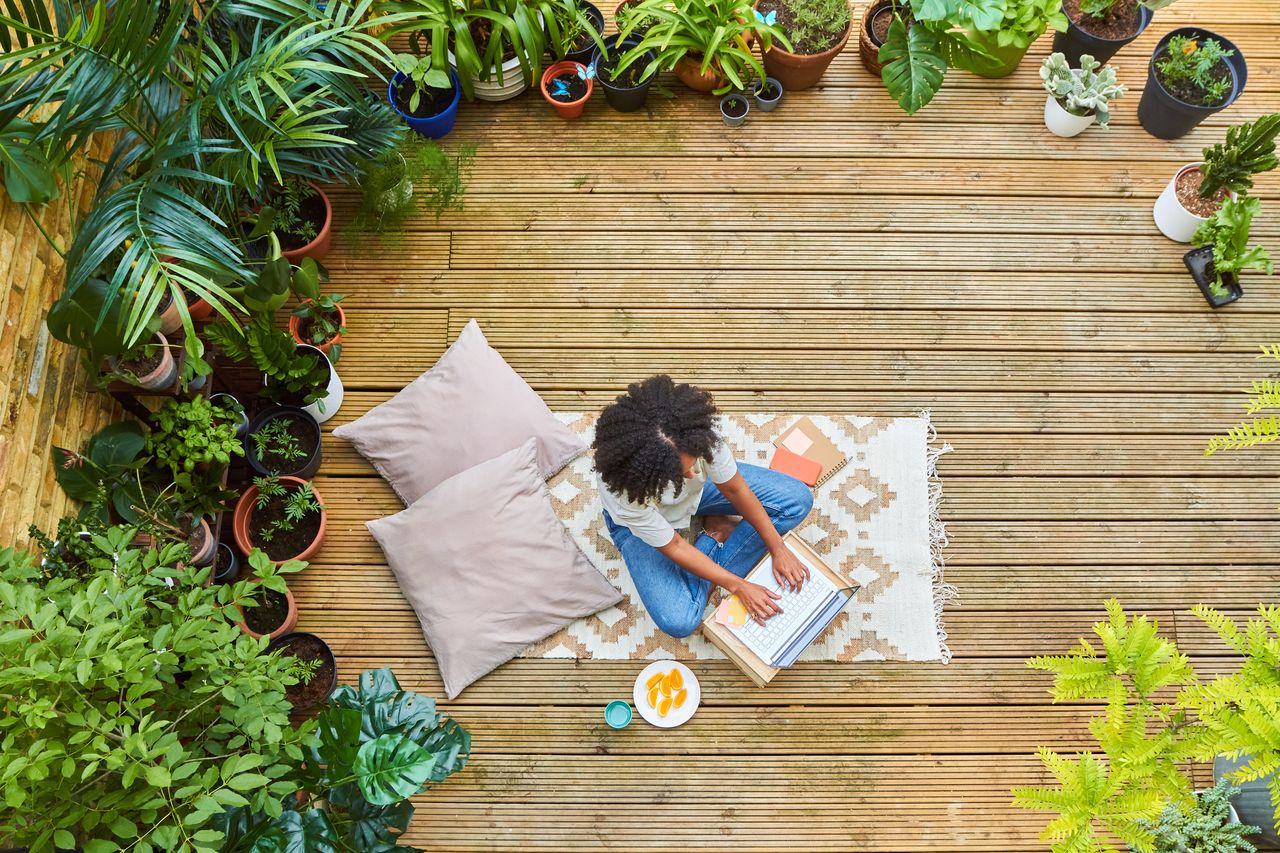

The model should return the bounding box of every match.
[1153,162,1225,243]
[1044,94,1095,138]
[450,17,541,103]
[300,345,344,424]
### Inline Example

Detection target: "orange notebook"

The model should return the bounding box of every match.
[773,417,849,487]
[769,446,822,486]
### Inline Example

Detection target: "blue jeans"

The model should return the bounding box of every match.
[604,463,815,638]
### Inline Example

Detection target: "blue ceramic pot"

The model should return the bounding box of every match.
[388,70,461,139]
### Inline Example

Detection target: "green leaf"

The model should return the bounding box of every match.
[353,733,436,806]
[879,18,946,115]
[145,764,172,787]
[55,829,77,848]
[88,421,148,469]
[272,808,338,853]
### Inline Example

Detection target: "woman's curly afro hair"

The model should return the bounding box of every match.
[593,375,720,506]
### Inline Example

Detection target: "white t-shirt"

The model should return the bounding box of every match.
[598,440,739,548]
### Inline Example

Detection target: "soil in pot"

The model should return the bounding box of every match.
[600,49,651,87]
[117,345,164,377]
[470,19,520,65]
[186,521,209,561]
[393,78,457,119]
[870,4,897,44]
[1176,168,1228,218]
[213,544,239,583]
[278,192,327,253]
[1063,0,1140,41]
[272,633,337,710]
[248,486,323,562]
[757,0,849,54]
[1154,41,1233,107]
[548,72,588,102]
[253,411,320,474]
[722,96,748,118]
[757,79,782,100]
[296,312,342,347]
[243,588,291,635]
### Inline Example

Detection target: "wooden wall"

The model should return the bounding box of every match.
[0,151,117,548]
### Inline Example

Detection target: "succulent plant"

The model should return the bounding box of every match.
[1041,52,1126,128]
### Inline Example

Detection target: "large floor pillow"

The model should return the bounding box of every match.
[333,319,587,504]
[367,439,623,698]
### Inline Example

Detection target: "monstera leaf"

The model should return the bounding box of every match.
[879,18,946,115]
[353,734,436,807]
[913,0,1005,30]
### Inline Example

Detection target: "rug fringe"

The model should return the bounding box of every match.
[919,409,958,664]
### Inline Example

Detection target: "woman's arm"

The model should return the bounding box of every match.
[717,471,810,591]
[657,534,782,624]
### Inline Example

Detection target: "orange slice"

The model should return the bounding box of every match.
[656,695,673,717]
[673,687,688,709]
[669,668,683,691]
[659,672,673,697]
[646,686,660,709]
[645,671,664,690]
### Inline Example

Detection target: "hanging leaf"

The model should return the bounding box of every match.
[879,18,946,115]
[87,421,148,470]
[352,734,436,807]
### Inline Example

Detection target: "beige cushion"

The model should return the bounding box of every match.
[367,439,622,698]
[332,319,586,504]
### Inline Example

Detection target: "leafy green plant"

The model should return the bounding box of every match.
[351,139,476,241]
[616,0,791,95]
[257,181,320,248]
[251,478,324,544]
[1079,0,1177,18]
[770,0,852,54]
[391,53,453,112]
[0,526,315,852]
[205,315,332,409]
[291,294,347,360]
[1199,114,1280,199]
[1192,196,1273,297]
[1138,780,1259,853]
[216,667,471,852]
[252,419,307,471]
[52,421,151,524]
[1157,36,1235,106]
[982,0,1066,51]
[379,0,600,101]
[1041,52,1125,127]
[1205,344,1280,455]
[148,396,246,475]
[1014,600,1280,850]
[877,0,999,114]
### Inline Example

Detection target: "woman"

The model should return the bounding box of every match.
[593,375,815,638]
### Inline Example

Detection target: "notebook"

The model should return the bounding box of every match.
[769,446,822,486]
[700,534,858,686]
[773,417,848,487]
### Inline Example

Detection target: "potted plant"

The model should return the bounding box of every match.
[388,54,462,140]
[720,91,750,126]
[287,287,347,360]
[1153,113,1280,243]
[209,392,250,438]
[1137,30,1248,139]
[858,0,895,76]
[1052,0,1174,67]
[616,0,789,95]
[212,541,240,584]
[541,59,595,118]
[614,0,660,36]
[1040,52,1125,137]
[232,475,327,564]
[754,76,783,111]
[555,0,606,64]
[757,0,851,91]
[593,35,658,112]
[52,421,152,525]
[1185,196,1273,308]
[105,331,179,391]
[1137,780,1258,852]
[1216,756,1280,848]
[255,180,333,264]
[205,314,343,422]
[246,406,324,480]
[147,395,246,475]
[233,550,305,641]
[266,632,338,712]
[966,0,1069,78]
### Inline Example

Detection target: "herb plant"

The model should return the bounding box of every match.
[1041,53,1125,127]
[148,396,246,475]
[1078,0,1177,19]
[258,180,319,247]
[766,0,851,53]
[252,478,324,543]
[1199,114,1280,199]
[1157,36,1234,106]
[391,52,453,112]
[1205,344,1280,455]
[1138,780,1259,853]
[0,526,314,852]
[252,419,307,469]
[1192,196,1273,297]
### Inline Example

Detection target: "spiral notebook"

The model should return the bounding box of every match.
[772,417,849,488]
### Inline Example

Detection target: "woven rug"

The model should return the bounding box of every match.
[523,413,956,663]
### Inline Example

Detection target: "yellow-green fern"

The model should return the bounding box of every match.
[1206,345,1280,455]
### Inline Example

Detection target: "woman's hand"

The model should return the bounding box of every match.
[732,580,783,625]
[770,544,810,592]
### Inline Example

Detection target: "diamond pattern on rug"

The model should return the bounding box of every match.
[526,413,953,663]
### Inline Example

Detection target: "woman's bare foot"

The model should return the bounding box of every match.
[702,515,741,544]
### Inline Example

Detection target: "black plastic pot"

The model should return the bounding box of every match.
[212,542,240,584]
[1184,245,1242,308]
[563,1,605,65]
[266,631,337,712]
[593,36,655,112]
[1051,1,1152,66]
[245,405,323,479]
[1138,28,1246,140]
[1216,755,1278,845]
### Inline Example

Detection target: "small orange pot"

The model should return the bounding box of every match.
[673,55,727,92]
[236,584,298,641]
[232,475,327,565]
[288,301,346,356]
[541,61,593,118]
[280,183,332,264]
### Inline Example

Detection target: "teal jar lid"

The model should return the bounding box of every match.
[604,700,632,729]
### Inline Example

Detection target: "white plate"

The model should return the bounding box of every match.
[632,661,700,728]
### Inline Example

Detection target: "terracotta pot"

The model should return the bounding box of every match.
[188,516,216,567]
[236,584,298,641]
[157,292,183,335]
[674,55,726,92]
[763,8,852,90]
[541,60,594,119]
[288,301,346,356]
[187,296,213,321]
[232,475,327,564]
[280,183,332,264]
[110,332,177,390]
[859,0,894,77]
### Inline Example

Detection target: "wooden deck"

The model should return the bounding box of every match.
[296,1,1280,847]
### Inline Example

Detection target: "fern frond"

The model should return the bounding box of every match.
[1243,380,1280,414]
[1204,416,1280,455]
